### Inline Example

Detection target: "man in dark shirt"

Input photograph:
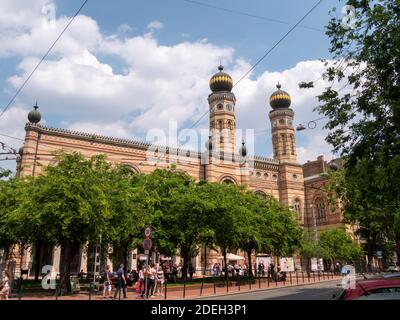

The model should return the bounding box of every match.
[113,264,127,299]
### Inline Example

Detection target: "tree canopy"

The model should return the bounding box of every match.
[300,0,400,265]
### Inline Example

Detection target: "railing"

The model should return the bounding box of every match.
[8,270,343,300]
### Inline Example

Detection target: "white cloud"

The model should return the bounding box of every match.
[0,0,341,173]
[147,20,164,32]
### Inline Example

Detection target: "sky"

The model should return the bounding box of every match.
[0,0,348,172]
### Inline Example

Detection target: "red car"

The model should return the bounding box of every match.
[334,277,400,300]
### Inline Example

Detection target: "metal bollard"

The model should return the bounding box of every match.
[302,271,304,283]
[88,282,92,300]
[200,276,204,296]
[213,281,216,295]
[313,272,316,282]
[183,278,186,298]
[289,272,292,285]
[164,280,167,300]
[296,272,299,285]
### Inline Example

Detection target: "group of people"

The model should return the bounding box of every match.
[212,263,249,277]
[102,263,165,299]
[0,270,11,300]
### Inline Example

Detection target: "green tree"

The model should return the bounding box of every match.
[319,228,363,264]
[15,153,113,293]
[300,0,400,266]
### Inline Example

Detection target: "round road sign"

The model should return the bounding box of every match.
[144,226,152,238]
[143,238,152,251]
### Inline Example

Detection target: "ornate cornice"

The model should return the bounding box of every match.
[268,108,294,118]
[208,92,236,104]
[24,123,281,168]
[24,123,202,159]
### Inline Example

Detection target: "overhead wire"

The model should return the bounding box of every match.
[0,0,89,121]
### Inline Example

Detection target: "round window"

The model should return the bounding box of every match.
[264,172,269,179]
[256,172,261,177]
[217,104,223,110]
[272,174,278,180]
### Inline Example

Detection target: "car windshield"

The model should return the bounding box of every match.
[356,292,400,300]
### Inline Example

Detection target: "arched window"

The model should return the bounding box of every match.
[219,176,237,185]
[314,197,327,222]
[293,198,301,220]
[254,190,267,199]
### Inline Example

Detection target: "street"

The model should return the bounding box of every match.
[199,279,341,300]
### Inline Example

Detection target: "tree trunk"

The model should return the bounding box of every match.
[60,240,80,295]
[307,257,311,277]
[223,248,228,280]
[34,242,43,281]
[181,248,190,280]
[246,250,253,276]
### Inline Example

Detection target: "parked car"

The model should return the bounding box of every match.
[333,278,400,300]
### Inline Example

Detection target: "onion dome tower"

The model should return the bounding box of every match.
[268,84,297,163]
[208,64,236,158]
[28,103,41,124]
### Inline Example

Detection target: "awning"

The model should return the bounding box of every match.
[218,253,245,261]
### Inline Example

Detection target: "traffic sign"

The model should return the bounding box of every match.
[143,238,152,251]
[144,250,149,255]
[144,226,152,238]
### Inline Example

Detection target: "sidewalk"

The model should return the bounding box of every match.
[10,273,342,300]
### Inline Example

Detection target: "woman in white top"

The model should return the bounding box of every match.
[0,270,11,300]
[156,266,165,296]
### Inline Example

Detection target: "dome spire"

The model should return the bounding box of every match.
[269,83,291,109]
[209,64,233,93]
[28,102,41,123]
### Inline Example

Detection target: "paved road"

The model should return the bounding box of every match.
[199,280,341,300]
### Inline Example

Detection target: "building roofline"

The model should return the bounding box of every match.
[24,122,279,166]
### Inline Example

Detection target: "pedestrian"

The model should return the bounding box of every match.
[156,265,165,296]
[151,264,157,297]
[0,270,11,300]
[113,264,127,299]
[242,263,248,276]
[139,265,146,298]
[144,264,154,298]
[102,265,112,299]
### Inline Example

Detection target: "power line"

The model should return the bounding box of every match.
[182,0,324,32]
[0,133,24,141]
[0,0,89,121]
[187,0,323,131]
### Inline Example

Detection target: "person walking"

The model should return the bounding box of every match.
[139,265,146,298]
[0,270,11,300]
[113,264,127,300]
[150,264,157,297]
[156,265,165,296]
[144,265,154,298]
[102,265,112,299]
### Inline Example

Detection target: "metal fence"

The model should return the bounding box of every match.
[8,270,342,300]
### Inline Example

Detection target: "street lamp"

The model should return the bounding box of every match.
[296,116,327,131]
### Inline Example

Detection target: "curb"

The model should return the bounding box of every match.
[182,277,342,300]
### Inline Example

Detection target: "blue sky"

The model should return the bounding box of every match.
[0,0,347,171]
